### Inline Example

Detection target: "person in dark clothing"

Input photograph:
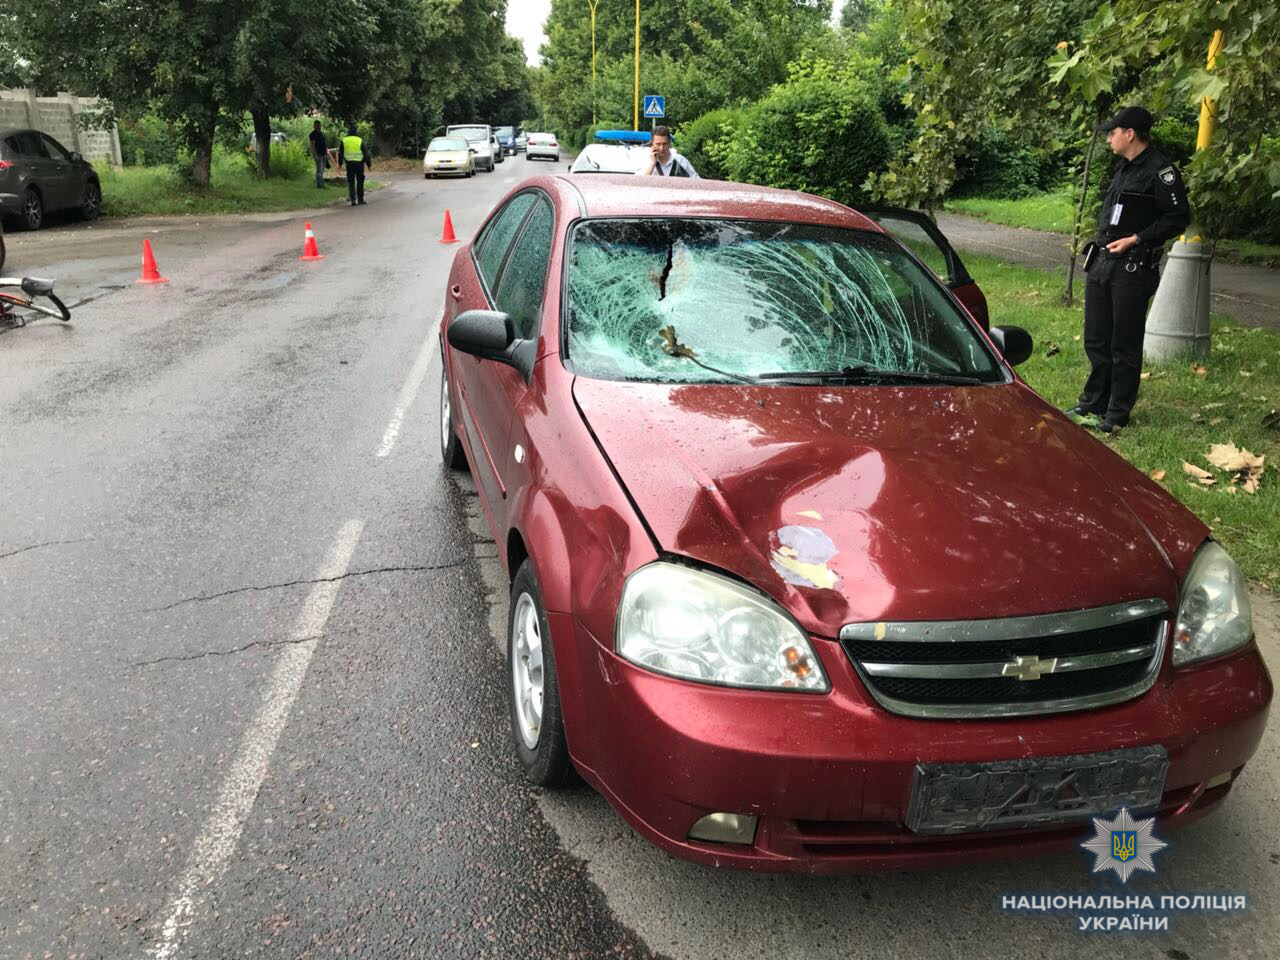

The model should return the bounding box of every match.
[1066,106,1190,432]
[643,126,699,178]
[309,121,327,189]
[338,124,371,206]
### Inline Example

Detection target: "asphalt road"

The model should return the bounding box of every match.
[2,163,1277,960]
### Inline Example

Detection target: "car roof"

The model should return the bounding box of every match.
[543,174,883,232]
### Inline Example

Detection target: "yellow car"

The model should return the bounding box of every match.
[423,137,476,179]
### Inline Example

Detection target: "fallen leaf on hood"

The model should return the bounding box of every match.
[1183,462,1216,485]
[1150,469,1166,481]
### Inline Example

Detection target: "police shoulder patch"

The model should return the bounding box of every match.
[1159,166,1176,185]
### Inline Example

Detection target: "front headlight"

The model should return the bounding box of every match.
[1173,542,1253,666]
[616,562,829,692]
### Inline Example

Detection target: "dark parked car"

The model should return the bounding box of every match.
[439,174,1271,873]
[0,129,102,230]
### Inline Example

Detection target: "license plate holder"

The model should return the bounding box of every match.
[906,746,1168,835]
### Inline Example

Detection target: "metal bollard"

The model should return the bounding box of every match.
[1144,240,1213,361]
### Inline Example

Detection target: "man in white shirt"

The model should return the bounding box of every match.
[643,126,700,178]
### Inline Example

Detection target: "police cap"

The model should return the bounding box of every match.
[1097,106,1153,134]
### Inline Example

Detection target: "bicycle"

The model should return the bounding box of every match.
[0,277,72,328]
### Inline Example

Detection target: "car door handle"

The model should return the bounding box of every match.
[450,284,462,299]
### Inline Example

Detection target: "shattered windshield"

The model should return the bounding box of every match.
[565,219,1002,384]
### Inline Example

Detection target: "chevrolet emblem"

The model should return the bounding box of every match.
[1002,654,1058,681]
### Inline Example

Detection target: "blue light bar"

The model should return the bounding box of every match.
[595,130,652,143]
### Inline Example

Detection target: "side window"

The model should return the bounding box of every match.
[866,212,953,283]
[495,199,554,340]
[475,193,536,292]
[40,134,71,160]
[18,133,50,158]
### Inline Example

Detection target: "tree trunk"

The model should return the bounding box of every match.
[252,107,272,178]
[191,120,215,188]
[1063,126,1100,306]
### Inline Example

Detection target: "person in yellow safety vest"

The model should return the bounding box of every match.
[338,124,371,206]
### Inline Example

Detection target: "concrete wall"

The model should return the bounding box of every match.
[0,88,122,166]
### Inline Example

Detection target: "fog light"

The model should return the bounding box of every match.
[688,812,758,845]
[1205,771,1232,789]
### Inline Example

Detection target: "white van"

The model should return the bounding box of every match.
[445,124,496,172]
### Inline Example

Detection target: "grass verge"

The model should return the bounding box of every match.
[949,192,1280,266]
[98,157,383,218]
[967,251,1279,589]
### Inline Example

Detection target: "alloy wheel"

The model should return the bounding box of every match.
[23,190,42,230]
[511,592,545,750]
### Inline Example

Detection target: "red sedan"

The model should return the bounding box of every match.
[437,175,1271,873]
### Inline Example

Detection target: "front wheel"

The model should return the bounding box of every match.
[508,560,574,787]
[80,181,101,221]
[439,358,466,469]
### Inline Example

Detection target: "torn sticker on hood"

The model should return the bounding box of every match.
[769,524,842,590]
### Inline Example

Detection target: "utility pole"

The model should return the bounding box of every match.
[587,0,599,126]
[1144,29,1225,361]
[632,0,640,131]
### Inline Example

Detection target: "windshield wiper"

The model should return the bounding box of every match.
[754,365,984,386]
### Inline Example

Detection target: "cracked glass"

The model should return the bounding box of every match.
[565,219,1000,384]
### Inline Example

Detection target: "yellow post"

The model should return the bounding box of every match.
[1195,30,1226,151]
[587,0,598,126]
[633,0,640,131]
[1184,29,1226,242]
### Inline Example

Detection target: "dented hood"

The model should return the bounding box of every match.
[573,378,1184,637]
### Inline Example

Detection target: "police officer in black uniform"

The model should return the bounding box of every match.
[1066,106,1190,432]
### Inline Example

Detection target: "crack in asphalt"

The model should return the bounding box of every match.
[128,634,324,668]
[146,559,470,612]
[0,537,94,561]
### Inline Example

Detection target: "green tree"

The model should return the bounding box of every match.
[1048,0,1280,241]
[867,0,1095,211]
[538,0,832,144]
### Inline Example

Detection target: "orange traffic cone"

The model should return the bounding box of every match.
[135,239,170,284]
[300,222,325,261]
[440,210,458,244]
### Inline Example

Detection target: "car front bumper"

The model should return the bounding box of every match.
[561,614,1272,873]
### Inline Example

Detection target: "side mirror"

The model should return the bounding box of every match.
[70,151,83,162]
[447,310,536,380]
[989,325,1034,367]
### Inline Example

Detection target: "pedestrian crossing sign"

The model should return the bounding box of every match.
[643,95,665,119]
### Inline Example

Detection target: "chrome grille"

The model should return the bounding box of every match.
[840,599,1169,719]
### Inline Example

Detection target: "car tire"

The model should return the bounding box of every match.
[508,559,574,788]
[80,181,101,221]
[439,358,467,470]
[22,188,43,231]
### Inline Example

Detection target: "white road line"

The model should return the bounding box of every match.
[376,328,437,457]
[148,519,365,960]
